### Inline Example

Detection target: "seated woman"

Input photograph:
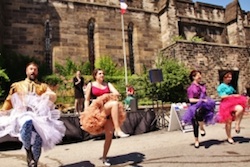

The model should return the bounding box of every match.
[124,85,135,110]
[182,70,216,148]
[79,68,129,166]
[216,71,248,144]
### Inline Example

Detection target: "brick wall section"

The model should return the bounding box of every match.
[161,41,250,98]
[3,0,49,61]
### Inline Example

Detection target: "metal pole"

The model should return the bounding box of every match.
[121,14,128,87]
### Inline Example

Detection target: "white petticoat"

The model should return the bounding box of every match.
[0,93,66,151]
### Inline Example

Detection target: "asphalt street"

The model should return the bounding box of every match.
[0,114,250,167]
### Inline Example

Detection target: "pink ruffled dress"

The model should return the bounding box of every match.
[216,83,248,123]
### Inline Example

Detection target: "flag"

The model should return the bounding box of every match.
[120,0,128,14]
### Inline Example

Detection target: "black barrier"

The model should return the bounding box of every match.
[0,110,157,150]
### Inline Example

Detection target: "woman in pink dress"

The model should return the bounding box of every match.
[79,68,129,166]
[217,71,248,144]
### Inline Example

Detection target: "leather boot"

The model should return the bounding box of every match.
[25,146,37,167]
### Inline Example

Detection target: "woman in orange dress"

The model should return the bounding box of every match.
[79,68,129,166]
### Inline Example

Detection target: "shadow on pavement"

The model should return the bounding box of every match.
[108,152,145,166]
[233,136,250,144]
[198,139,225,149]
[60,161,95,167]
[194,136,250,149]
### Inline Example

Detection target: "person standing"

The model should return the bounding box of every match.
[0,62,66,167]
[182,70,216,148]
[217,71,248,144]
[73,70,85,114]
[79,68,129,166]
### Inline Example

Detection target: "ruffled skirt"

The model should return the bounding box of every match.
[182,97,216,124]
[216,95,247,123]
[79,94,126,135]
[0,93,66,151]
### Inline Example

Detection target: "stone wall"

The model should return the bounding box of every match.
[50,0,161,73]
[1,0,250,74]
[3,0,49,61]
[159,0,250,47]
[161,41,250,98]
[2,0,162,74]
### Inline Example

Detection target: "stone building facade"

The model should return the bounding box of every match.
[161,41,250,97]
[0,0,250,96]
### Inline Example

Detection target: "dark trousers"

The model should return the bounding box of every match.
[192,108,206,138]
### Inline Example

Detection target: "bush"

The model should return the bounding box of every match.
[191,36,204,42]
[43,74,62,86]
[156,55,190,102]
[95,55,120,76]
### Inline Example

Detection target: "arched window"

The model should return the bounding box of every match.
[87,18,95,72]
[44,19,52,74]
[128,22,135,74]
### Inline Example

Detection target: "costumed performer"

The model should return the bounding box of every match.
[216,71,248,144]
[79,68,129,166]
[182,70,216,148]
[0,62,66,167]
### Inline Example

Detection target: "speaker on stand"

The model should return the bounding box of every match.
[149,69,168,129]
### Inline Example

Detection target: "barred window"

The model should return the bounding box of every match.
[87,18,95,72]
[44,19,52,73]
[128,22,135,74]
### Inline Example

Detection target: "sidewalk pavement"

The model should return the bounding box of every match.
[0,114,250,167]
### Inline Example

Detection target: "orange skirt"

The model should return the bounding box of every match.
[79,94,126,135]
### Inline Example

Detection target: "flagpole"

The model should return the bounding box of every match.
[121,13,128,88]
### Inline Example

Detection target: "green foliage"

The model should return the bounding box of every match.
[94,55,117,76]
[0,69,9,82]
[42,74,62,86]
[55,58,77,76]
[191,36,204,42]
[0,68,10,96]
[55,58,91,76]
[79,61,92,75]
[172,35,204,43]
[172,35,184,42]
[156,55,190,102]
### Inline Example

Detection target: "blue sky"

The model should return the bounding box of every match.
[193,0,250,12]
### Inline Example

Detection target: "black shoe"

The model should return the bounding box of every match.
[25,146,37,167]
[235,127,240,134]
[25,147,33,165]
[29,160,37,167]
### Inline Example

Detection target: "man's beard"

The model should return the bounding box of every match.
[29,74,37,81]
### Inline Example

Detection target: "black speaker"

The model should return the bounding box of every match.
[149,69,163,83]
